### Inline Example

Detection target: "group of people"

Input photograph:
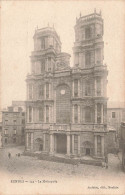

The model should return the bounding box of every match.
[8,152,21,159]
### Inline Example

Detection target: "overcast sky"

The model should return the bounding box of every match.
[1,1,125,108]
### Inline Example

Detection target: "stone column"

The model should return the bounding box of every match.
[78,105,80,123]
[32,107,33,122]
[49,106,51,123]
[50,134,54,154]
[31,133,34,150]
[67,134,70,156]
[44,106,46,123]
[101,136,104,157]
[72,105,74,123]
[101,78,103,96]
[26,133,28,149]
[78,135,81,155]
[72,134,74,154]
[32,84,34,99]
[95,104,97,123]
[27,107,29,123]
[44,84,46,100]
[101,104,103,124]
[54,135,57,153]
[78,80,80,97]
[95,78,97,96]
[54,90,56,123]
[49,83,51,99]
[72,80,74,97]
[43,134,46,151]
[94,135,97,156]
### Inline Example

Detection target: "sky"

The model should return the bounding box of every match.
[1,0,125,109]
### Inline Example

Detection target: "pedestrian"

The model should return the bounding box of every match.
[18,153,20,157]
[105,155,108,169]
[8,152,11,159]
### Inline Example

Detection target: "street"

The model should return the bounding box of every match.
[0,146,125,194]
[0,146,124,179]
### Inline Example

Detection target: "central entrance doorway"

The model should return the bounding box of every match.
[56,134,67,154]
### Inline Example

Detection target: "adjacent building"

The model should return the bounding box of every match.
[107,101,125,136]
[0,122,2,148]
[2,105,25,146]
[25,11,108,160]
[120,122,125,171]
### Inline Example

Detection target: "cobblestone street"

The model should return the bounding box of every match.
[0,146,124,179]
[0,146,125,194]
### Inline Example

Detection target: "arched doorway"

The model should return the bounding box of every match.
[81,141,93,156]
[34,138,43,151]
[56,84,70,124]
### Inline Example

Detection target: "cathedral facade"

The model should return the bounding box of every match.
[25,11,108,160]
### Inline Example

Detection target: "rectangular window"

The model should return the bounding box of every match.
[5,120,8,125]
[4,129,8,135]
[46,106,49,123]
[39,107,44,122]
[14,129,17,135]
[46,83,49,99]
[38,85,44,99]
[13,120,16,125]
[112,112,116,118]
[29,107,32,122]
[22,119,25,124]
[74,80,78,97]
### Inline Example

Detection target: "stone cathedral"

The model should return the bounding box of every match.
[25,11,108,161]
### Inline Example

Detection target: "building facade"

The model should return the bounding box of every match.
[120,122,125,171]
[2,106,25,146]
[25,11,108,160]
[107,101,125,136]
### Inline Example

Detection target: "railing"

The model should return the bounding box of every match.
[26,123,106,132]
[50,124,70,131]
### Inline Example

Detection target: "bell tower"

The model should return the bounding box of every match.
[31,26,61,74]
[73,9,104,68]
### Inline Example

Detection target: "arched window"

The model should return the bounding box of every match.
[74,104,78,123]
[97,103,101,123]
[85,52,91,67]
[85,107,92,123]
[97,78,101,96]
[46,83,49,99]
[41,59,45,73]
[39,107,44,122]
[85,27,91,39]
[38,84,44,99]
[28,84,33,100]
[74,80,78,97]
[46,105,49,123]
[85,80,91,96]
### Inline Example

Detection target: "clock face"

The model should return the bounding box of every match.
[60,89,65,95]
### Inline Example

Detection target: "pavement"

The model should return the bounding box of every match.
[0,146,124,179]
